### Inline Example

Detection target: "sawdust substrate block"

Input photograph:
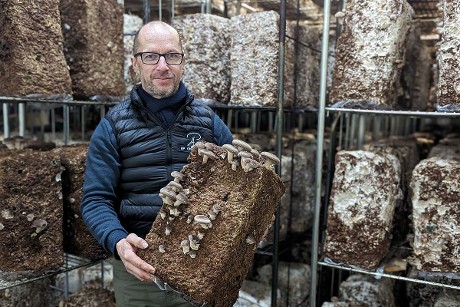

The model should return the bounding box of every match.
[0,0,72,97]
[60,144,108,260]
[139,143,285,307]
[60,0,125,100]
[0,149,64,274]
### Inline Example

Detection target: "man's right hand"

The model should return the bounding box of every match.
[116,233,156,282]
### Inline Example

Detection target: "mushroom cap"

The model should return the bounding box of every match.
[251,148,261,160]
[31,219,47,228]
[242,157,260,170]
[198,148,217,159]
[167,181,183,191]
[194,214,212,224]
[159,187,177,200]
[193,142,206,150]
[212,203,222,212]
[204,142,215,150]
[175,193,188,204]
[232,139,253,152]
[238,151,253,159]
[222,143,238,154]
[260,151,280,164]
[170,171,185,181]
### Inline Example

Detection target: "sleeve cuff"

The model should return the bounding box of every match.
[106,229,129,259]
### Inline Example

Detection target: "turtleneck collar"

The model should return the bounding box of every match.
[137,81,187,114]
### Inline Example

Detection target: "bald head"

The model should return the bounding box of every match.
[131,20,186,99]
[133,21,183,55]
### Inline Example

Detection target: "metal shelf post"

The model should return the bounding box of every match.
[310,0,331,305]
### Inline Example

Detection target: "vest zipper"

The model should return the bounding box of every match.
[166,131,173,179]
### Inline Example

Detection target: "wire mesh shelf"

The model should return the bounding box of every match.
[0,253,103,291]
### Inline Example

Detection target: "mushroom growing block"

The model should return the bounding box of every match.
[138,142,285,306]
[60,0,125,100]
[409,157,460,272]
[328,0,413,109]
[171,14,231,103]
[436,1,460,111]
[323,150,403,269]
[0,0,72,97]
[60,144,108,260]
[0,149,64,273]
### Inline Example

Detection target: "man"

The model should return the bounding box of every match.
[81,21,233,306]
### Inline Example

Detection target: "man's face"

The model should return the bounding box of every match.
[132,24,185,99]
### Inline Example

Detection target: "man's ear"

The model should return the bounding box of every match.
[131,55,139,73]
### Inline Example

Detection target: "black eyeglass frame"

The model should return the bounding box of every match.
[134,52,184,65]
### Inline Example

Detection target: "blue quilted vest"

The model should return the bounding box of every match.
[105,86,215,236]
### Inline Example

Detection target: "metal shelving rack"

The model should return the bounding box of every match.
[0,2,300,306]
[0,96,113,145]
[309,0,460,305]
[0,254,104,298]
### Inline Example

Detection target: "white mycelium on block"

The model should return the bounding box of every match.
[436,1,460,111]
[324,150,402,269]
[410,157,460,272]
[329,0,413,109]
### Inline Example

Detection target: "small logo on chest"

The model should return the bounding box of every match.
[181,132,202,151]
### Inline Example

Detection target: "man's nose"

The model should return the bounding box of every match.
[156,56,169,69]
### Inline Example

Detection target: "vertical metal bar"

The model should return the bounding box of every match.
[81,106,86,141]
[250,111,257,133]
[100,105,106,119]
[268,112,274,133]
[390,116,397,136]
[235,0,241,15]
[310,0,331,305]
[257,110,262,132]
[159,0,162,21]
[408,117,414,135]
[3,103,10,138]
[357,115,365,149]
[349,114,357,149]
[380,116,386,138]
[372,115,381,141]
[226,109,233,131]
[344,113,351,148]
[18,102,25,137]
[143,0,150,24]
[63,105,70,146]
[272,0,287,306]
[338,113,343,149]
[40,110,46,139]
[234,110,239,133]
[51,108,56,141]
[171,0,175,19]
[298,113,304,131]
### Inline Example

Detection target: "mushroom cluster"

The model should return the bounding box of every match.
[194,142,218,164]
[158,170,191,247]
[158,169,225,259]
[221,140,281,172]
[159,171,190,222]
[179,203,223,259]
[31,218,48,238]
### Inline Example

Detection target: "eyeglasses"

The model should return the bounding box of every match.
[134,52,184,65]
